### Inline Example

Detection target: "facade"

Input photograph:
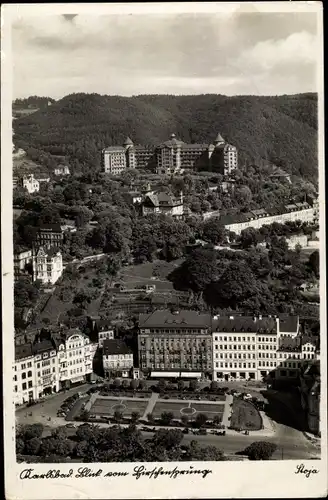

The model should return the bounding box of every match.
[103,339,134,378]
[98,325,115,348]
[54,165,70,176]
[14,338,59,405]
[299,361,320,435]
[212,315,302,382]
[141,192,184,218]
[275,336,317,379]
[32,246,63,284]
[35,224,64,250]
[102,133,238,175]
[56,329,96,388]
[14,249,33,278]
[22,174,39,194]
[219,201,318,235]
[138,310,213,378]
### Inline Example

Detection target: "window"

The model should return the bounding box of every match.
[37,363,40,368]
[28,381,33,388]
[14,375,17,381]
[22,372,26,379]
[14,386,17,392]
[22,382,27,390]
[27,362,32,368]
[21,363,26,370]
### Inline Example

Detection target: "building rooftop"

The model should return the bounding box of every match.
[213,316,277,334]
[103,146,125,152]
[15,343,33,360]
[279,316,299,333]
[103,339,132,356]
[32,338,56,355]
[39,223,63,233]
[139,310,212,329]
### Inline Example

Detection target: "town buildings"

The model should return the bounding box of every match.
[138,310,213,379]
[22,174,39,194]
[32,246,63,285]
[102,339,134,378]
[14,249,33,279]
[102,133,238,176]
[299,360,320,435]
[14,329,98,405]
[35,224,64,250]
[54,165,70,176]
[219,200,318,235]
[141,191,184,218]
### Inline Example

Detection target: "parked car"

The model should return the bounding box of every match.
[65,423,76,429]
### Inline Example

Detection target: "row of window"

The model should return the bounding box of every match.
[215,344,256,351]
[103,354,131,360]
[15,380,33,392]
[215,362,257,369]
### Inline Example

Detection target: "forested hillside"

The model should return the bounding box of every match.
[13,93,318,180]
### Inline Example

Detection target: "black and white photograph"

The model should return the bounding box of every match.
[1,2,327,499]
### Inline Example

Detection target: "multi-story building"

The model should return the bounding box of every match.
[14,249,33,278]
[35,223,64,250]
[141,192,184,218]
[212,315,301,382]
[219,200,318,235]
[102,339,134,378]
[275,335,318,379]
[138,310,213,379]
[102,133,238,175]
[56,329,96,389]
[299,360,320,435]
[14,337,59,405]
[32,246,63,284]
[22,174,39,194]
[54,165,70,176]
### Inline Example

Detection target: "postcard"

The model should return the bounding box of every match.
[1,2,327,499]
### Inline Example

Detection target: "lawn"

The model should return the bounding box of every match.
[89,397,149,417]
[152,400,225,422]
[230,398,262,431]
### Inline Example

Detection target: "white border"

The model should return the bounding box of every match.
[2,3,327,499]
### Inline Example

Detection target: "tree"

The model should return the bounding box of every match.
[24,437,42,455]
[210,381,219,392]
[130,379,139,390]
[153,429,184,449]
[22,423,44,440]
[131,412,140,424]
[160,412,174,426]
[16,437,25,454]
[80,409,90,422]
[157,379,167,392]
[308,250,319,278]
[202,217,227,245]
[239,227,260,249]
[113,378,121,389]
[181,415,189,427]
[113,410,124,423]
[76,423,100,442]
[195,413,208,428]
[244,441,277,460]
[147,413,155,424]
[189,380,198,392]
[169,248,218,293]
[178,380,185,392]
[213,415,222,427]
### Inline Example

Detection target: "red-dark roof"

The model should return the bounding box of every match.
[103,339,132,356]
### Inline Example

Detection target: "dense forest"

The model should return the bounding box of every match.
[13,93,318,180]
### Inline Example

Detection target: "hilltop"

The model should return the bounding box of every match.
[13,93,318,180]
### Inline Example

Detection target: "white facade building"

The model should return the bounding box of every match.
[14,339,59,405]
[98,327,114,348]
[22,174,39,194]
[54,165,70,176]
[212,315,301,382]
[57,330,97,388]
[33,246,63,284]
[103,339,134,378]
[141,192,184,218]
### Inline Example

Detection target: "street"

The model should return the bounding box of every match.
[16,385,320,461]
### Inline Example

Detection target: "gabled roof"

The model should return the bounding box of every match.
[213,316,277,334]
[15,343,33,360]
[214,132,225,144]
[123,137,134,146]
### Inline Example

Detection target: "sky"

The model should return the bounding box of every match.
[12,10,320,99]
